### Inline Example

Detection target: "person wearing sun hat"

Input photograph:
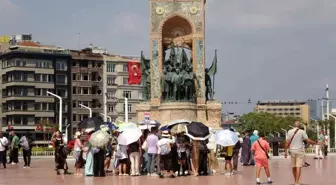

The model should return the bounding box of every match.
[74,131,84,175]
[158,130,175,178]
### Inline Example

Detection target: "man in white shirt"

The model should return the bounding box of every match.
[285,121,319,185]
[0,132,9,168]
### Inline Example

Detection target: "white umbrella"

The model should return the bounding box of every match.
[215,129,239,147]
[138,120,160,125]
[117,128,142,145]
[89,130,110,148]
[138,124,155,130]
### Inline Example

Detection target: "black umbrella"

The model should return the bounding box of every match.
[78,117,104,131]
[185,121,210,140]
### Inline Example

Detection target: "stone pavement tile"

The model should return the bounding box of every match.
[0,157,333,185]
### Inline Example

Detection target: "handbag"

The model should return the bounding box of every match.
[141,140,148,151]
[257,140,270,159]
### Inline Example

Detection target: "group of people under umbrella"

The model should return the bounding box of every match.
[52,117,242,178]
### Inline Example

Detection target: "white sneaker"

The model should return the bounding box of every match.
[150,173,158,177]
[225,172,232,176]
[212,169,216,174]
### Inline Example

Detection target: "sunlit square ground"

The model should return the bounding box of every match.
[0,156,333,185]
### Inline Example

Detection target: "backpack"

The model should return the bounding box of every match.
[159,143,171,155]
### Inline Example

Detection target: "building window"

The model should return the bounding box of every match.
[107,76,116,85]
[82,87,89,95]
[73,87,77,95]
[42,103,48,110]
[123,103,132,113]
[56,61,67,71]
[14,117,21,125]
[123,91,132,98]
[35,103,41,110]
[22,117,28,125]
[123,64,128,72]
[49,103,54,110]
[107,91,116,99]
[34,74,41,82]
[22,102,28,110]
[56,75,66,84]
[73,114,77,121]
[108,105,116,113]
[138,91,142,100]
[123,77,129,85]
[107,63,116,72]
[82,74,89,81]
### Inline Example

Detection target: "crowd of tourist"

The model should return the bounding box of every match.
[0,120,328,185]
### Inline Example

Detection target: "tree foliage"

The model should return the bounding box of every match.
[235,112,304,136]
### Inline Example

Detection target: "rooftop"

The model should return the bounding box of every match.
[257,100,307,106]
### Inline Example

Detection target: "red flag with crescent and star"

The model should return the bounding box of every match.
[128,61,141,85]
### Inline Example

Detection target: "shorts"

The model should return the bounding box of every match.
[160,153,172,171]
[224,156,232,161]
[290,150,304,168]
[119,158,128,164]
[255,158,269,168]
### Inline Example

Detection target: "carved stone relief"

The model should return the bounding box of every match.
[151,40,160,98]
[195,39,204,97]
[151,1,203,33]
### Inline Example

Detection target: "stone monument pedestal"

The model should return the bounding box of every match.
[136,101,222,129]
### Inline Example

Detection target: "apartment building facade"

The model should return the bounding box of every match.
[104,55,142,123]
[70,47,142,132]
[254,101,310,124]
[71,48,105,132]
[0,43,72,139]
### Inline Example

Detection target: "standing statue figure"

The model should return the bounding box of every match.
[183,66,195,100]
[161,68,172,100]
[205,68,214,101]
[140,52,151,100]
[172,69,184,100]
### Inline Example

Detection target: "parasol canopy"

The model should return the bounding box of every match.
[138,124,155,130]
[117,122,137,132]
[167,119,191,128]
[78,117,104,132]
[138,120,160,126]
[215,129,239,147]
[170,123,188,134]
[89,130,110,148]
[117,128,142,145]
[185,121,210,140]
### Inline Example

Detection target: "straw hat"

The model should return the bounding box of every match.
[74,131,81,138]
[161,130,171,138]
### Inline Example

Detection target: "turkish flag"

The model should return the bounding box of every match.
[128,61,141,85]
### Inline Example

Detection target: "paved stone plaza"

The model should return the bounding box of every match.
[0,156,333,185]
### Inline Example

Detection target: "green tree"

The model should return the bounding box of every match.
[236,112,302,136]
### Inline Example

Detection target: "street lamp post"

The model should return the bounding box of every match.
[100,113,112,122]
[65,124,70,144]
[47,91,62,132]
[328,114,336,149]
[79,104,92,117]
[125,98,128,123]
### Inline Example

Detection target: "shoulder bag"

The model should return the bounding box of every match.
[257,140,270,159]
[287,129,300,149]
